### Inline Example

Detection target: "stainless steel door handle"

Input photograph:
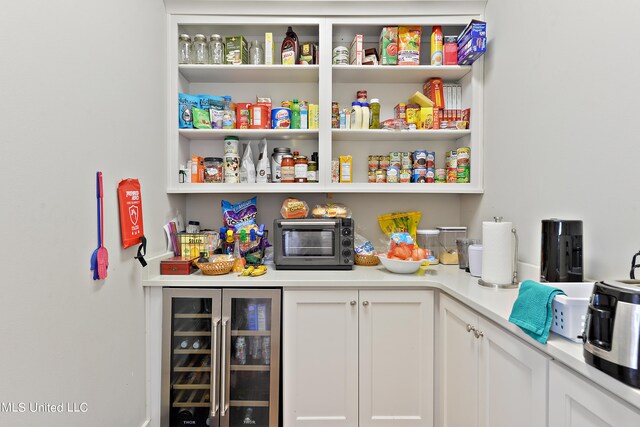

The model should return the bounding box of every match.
[362,301,369,306]
[210,317,220,417]
[474,329,484,339]
[350,300,357,306]
[220,318,229,417]
[466,324,475,333]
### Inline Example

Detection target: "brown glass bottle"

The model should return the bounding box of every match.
[281,26,299,65]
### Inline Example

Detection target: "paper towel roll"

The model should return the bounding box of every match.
[481,220,514,285]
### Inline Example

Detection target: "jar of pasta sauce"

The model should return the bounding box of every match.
[294,155,308,183]
[280,155,295,183]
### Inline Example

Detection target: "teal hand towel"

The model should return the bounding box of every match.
[509,280,565,344]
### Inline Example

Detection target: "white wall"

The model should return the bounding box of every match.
[0,1,178,426]
[461,0,640,279]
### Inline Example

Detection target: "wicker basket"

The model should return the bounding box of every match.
[196,260,234,276]
[355,254,380,266]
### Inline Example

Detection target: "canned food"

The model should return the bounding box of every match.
[368,171,377,183]
[378,156,390,170]
[331,116,339,129]
[426,152,436,168]
[435,168,446,183]
[457,165,470,183]
[457,147,470,166]
[271,107,291,129]
[399,169,412,183]
[375,169,387,183]
[331,160,340,183]
[386,166,400,183]
[447,168,458,183]
[332,102,340,116]
[413,150,427,168]
[368,155,379,171]
[446,150,458,169]
[357,90,368,102]
[412,168,427,183]
[426,168,435,183]
[332,46,349,65]
[281,100,292,109]
[224,155,240,183]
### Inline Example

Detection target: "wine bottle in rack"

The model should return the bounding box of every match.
[178,338,190,349]
[175,407,195,425]
[192,338,208,350]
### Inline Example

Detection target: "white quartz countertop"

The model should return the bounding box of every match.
[142,256,640,410]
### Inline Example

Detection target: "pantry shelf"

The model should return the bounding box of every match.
[168,183,323,194]
[332,65,472,84]
[331,129,471,142]
[323,183,483,194]
[179,129,319,141]
[179,64,319,83]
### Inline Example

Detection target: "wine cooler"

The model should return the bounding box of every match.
[162,289,281,427]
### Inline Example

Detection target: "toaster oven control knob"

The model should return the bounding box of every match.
[342,249,352,258]
[342,228,352,237]
[342,238,352,247]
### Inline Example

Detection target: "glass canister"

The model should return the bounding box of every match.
[417,229,440,265]
[209,34,224,65]
[192,34,208,64]
[249,40,265,65]
[436,226,467,265]
[178,34,192,64]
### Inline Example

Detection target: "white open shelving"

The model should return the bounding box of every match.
[168,14,484,194]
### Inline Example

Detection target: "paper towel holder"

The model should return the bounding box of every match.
[478,217,519,289]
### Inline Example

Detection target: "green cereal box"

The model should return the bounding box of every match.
[379,27,398,65]
[225,36,248,65]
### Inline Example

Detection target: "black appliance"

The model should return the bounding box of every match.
[583,280,640,388]
[540,219,583,282]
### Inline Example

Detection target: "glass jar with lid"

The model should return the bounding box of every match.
[280,155,295,183]
[178,34,192,64]
[307,161,318,182]
[416,229,440,265]
[208,34,224,65]
[249,40,265,65]
[192,34,208,64]
[203,157,224,183]
[294,155,308,183]
[436,226,467,265]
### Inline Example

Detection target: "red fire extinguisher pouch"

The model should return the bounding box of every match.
[117,178,147,266]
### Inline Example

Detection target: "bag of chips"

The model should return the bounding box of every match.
[222,197,257,228]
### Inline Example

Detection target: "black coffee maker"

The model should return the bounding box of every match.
[540,219,583,282]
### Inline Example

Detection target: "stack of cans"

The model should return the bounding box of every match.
[331,102,340,129]
[366,148,470,184]
[445,147,470,183]
[412,150,436,182]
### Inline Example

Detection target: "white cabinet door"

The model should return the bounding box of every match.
[359,290,434,427]
[548,361,640,427]
[439,294,480,427]
[478,318,549,427]
[283,290,359,427]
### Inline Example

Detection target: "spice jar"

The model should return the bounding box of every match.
[249,40,265,65]
[178,34,192,64]
[280,154,295,183]
[208,34,225,65]
[294,155,308,183]
[192,34,208,64]
[204,157,223,183]
[307,161,318,182]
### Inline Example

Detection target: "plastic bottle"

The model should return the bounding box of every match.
[231,235,244,273]
[369,98,381,129]
[291,99,301,129]
[281,26,299,65]
[222,96,235,129]
[350,102,362,129]
[431,26,443,66]
[360,102,370,130]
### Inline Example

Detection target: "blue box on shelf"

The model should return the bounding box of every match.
[457,20,487,65]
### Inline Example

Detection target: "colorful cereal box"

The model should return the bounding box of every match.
[398,26,422,65]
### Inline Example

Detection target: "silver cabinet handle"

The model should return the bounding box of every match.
[220,318,229,416]
[210,317,220,417]
[474,329,484,339]
[350,300,357,306]
[362,301,369,306]
[466,324,475,333]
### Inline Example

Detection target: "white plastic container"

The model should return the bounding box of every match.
[543,282,595,342]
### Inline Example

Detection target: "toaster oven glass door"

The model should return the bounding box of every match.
[282,230,335,257]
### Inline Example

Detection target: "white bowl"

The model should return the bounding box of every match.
[377,254,426,274]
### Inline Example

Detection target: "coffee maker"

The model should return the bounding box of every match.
[540,219,583,282]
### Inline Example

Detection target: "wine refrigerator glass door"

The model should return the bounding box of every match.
[163,289,222,427]
[221,289,281,427]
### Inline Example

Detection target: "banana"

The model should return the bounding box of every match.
[239,266,255,277]
[250,266,267,277]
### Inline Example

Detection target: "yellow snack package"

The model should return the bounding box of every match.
[377,211,422,243]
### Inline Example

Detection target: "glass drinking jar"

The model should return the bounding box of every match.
[192,34,208,64]
[178,34,192,64]
[249,40,265,65]
[209,34,224,65]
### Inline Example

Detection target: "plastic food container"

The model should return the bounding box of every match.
[417,229,440,264]
[542,282,595,342]
[437,226,467,265]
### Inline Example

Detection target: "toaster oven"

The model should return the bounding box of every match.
[273,218,354,270]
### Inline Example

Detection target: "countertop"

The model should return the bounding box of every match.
[142,254,640,410]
